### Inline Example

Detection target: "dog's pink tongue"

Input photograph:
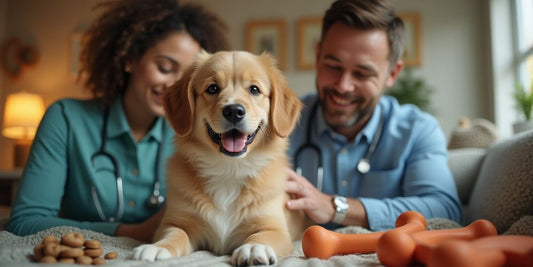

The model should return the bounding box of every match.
[222,132,247,152]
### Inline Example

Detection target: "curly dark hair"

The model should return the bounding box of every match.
[79,0,230,106]
[322,0,404,66]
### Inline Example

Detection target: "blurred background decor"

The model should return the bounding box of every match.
[0,38,39,81]
[512,82,533,133]
[398,13,422,67]
[448,117,500,149]
[2,91,45,169]
[385,68,433,113]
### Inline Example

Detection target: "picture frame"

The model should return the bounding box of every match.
[296,17,322,70]
[398,13,422,67]
[245,19,287,70]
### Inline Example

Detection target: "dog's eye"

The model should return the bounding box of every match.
[206,84,219,95]
[248,85,261,96]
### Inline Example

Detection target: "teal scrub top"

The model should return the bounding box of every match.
[8,97,175,236]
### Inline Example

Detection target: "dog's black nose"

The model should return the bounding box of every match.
[222,104,246,123]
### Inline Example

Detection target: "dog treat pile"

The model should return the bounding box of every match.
[33,232,119,265]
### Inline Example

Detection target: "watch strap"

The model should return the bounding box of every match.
[331,195,348,225]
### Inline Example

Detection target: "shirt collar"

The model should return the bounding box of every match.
[106,97,165,142]
[360,104,383,145]
[314,100,383,145]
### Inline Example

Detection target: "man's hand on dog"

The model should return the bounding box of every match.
[285,168,335,224]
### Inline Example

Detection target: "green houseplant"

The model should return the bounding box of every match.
[385,68,433,113]
[512,82,533,133]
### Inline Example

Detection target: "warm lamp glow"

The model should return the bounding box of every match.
[2,92,45,140]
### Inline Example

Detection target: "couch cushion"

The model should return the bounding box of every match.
[465,130,533,233]
[447,148,486,205]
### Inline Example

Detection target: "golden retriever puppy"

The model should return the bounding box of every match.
[132,51,304,266]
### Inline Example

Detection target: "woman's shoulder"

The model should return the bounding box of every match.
[46,98,104,118]
[51,97,102,109]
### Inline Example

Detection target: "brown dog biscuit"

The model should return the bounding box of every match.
[104,251,118,260]
[42,235,59,245]
[33,243,44,261]
[43,242,61,257]
[61,232,84,247]
[83,239,102,249]
[60,244,71,253]
[92,257,106,265]
[60,247,84,258]
[76,255,93,265]
[84,247,104,258]
[58,258,75,264]
[39,255,57,263]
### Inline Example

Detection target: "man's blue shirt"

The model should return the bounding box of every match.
[289,94,461,230]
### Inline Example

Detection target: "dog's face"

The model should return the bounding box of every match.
[164,51,301,158]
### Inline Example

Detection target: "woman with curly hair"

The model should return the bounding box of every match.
[8,0,230,242]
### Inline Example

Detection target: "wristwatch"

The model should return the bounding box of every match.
[331,195,349,225]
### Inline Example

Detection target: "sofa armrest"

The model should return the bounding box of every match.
[465,130,533,233]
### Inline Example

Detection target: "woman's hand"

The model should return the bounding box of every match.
[285,168,335,224]
[114,205,166,243]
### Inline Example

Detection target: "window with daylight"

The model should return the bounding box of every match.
[514,0,533,89]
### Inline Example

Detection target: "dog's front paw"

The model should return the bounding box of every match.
[230,243,277,266]
[131,244,172,261]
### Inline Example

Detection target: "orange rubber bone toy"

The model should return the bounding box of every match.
[302,211,427,259]
[376,219,497,267]
[428,235,533,267]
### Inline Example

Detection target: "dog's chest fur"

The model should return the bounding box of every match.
[193,153,274,251]
[203,178,245,250]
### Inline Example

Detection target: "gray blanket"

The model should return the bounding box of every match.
[0,219,461,267]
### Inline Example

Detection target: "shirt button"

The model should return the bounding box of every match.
[128,200,135,207]
[132,169,139,176]
[341,180,348,187]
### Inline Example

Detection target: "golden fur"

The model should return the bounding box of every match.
[132,51,304,265]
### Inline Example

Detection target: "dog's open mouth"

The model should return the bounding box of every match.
[205,121,262,157]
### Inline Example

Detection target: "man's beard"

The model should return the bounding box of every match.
[318,87,370,129]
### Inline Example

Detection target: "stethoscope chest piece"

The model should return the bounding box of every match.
[357,158,371,174]
[147,193,165,208]
[294,100,385,190]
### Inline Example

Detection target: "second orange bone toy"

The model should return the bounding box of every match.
[376,218,497,267]
[302,211,427,259]
[428,235,533,267]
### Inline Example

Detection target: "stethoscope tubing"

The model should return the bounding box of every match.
[293,99,385,192]
[90,107,164,222]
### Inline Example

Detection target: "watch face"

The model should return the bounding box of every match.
[334,196,349,210]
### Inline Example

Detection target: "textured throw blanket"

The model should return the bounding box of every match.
[0,219,461,267]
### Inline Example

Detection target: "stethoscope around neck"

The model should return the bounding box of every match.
[293,100,385,192]
[90,107,165,222]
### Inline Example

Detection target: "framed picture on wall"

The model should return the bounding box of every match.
[245,19,287,70]
[398,13,422,67]
[296,16,322,70]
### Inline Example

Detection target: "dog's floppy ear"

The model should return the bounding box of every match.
[164,50,211,136]
[260,53,302,138]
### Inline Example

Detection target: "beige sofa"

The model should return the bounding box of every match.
[448,129,533,234]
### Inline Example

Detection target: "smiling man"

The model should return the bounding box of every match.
[286,0,461,231]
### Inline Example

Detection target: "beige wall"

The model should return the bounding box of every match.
[0,0,491,170]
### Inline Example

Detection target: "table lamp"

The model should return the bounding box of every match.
[2,92,45,169]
